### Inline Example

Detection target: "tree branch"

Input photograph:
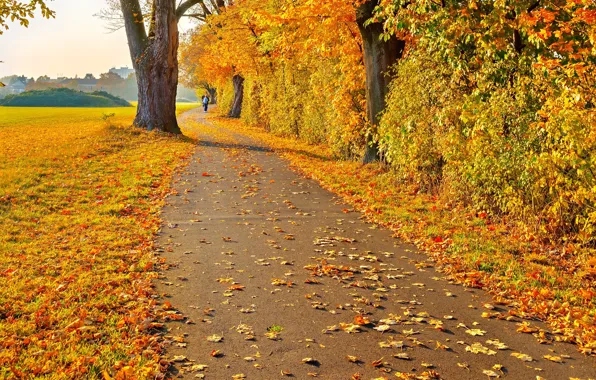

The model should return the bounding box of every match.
[119,0,148,63]
[176,0,202,20]
[527,0,541,13]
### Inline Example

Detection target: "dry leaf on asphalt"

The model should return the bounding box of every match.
[511,352,533,362]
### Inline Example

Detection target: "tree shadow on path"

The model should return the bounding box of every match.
[197,139,333,162]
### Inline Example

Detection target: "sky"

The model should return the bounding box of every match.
[0,0,195,79]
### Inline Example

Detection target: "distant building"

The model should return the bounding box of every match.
[58,74,98,92]
[7,79,26,94]
[77,74,98,91]
[109,67,134,79]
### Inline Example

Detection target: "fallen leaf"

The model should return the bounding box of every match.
[354,315,371,325]
[511,352,533,362]
[483,369,500,378]
[206,334,223,342]
[466,343,496,355]
[346,355,360,363]
[517,323,539,334]
[486,339,509,350]
[302,357,320,365]
[189,364,208,371]
[543,354,563,363]
[374,324,391,332]
[339,323,362,333]
[465,329,487,336]
[394,353,411,360]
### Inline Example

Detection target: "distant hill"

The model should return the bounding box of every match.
[0,88,132,107]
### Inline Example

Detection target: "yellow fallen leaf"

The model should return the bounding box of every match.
[339,323,362,333]
[511,352,533,362]
[466,343,496,355]
[206,334,223,342]
[302,357,319,365]
[346,355,359,363]
[543,354,563,363]
[457,362,470,370]
[172,355,187,362]
[465,328,487,336]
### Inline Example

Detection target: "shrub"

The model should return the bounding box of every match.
[0,88,132,107]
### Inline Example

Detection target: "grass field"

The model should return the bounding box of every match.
[0,105,197,378]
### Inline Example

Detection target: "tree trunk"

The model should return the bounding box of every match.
[356,1,405,163]
[120,0,181,134]
[228,74,244,118]
[207,87,217,104]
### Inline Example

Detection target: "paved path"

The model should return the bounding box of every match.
[155,109,595,379]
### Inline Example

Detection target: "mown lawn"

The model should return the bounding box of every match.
[0,105,197,378]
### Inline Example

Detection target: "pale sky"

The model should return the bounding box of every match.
[0,0,195,79]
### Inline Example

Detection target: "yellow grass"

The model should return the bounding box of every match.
[0,105,197,378]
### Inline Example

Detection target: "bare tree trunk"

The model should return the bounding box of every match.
[228,74,244,118]
[120,0,180,133]
[208,87,217,104]
[356,1,405,163]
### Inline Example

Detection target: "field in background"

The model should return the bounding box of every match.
[0,105,197,378]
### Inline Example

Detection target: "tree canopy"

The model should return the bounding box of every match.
[180,0,596,245]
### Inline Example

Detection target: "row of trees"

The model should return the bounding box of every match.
[23,72,198,101]
[23,73,136,95]
[177,0,596,244]
[6,0,596,243]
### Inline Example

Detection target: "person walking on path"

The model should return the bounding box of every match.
[202,94,210,112]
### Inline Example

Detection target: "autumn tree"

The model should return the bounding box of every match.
[180,0,264,118]
[355,0,405,163]
[181,0,406,159]
[179,32,217,102]
[114,0,230,133]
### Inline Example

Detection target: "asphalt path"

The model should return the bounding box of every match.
[154,108,596,380]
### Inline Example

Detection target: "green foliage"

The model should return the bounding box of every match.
[0,88,132,108]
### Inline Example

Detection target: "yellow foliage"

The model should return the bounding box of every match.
[0,106,196,377]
